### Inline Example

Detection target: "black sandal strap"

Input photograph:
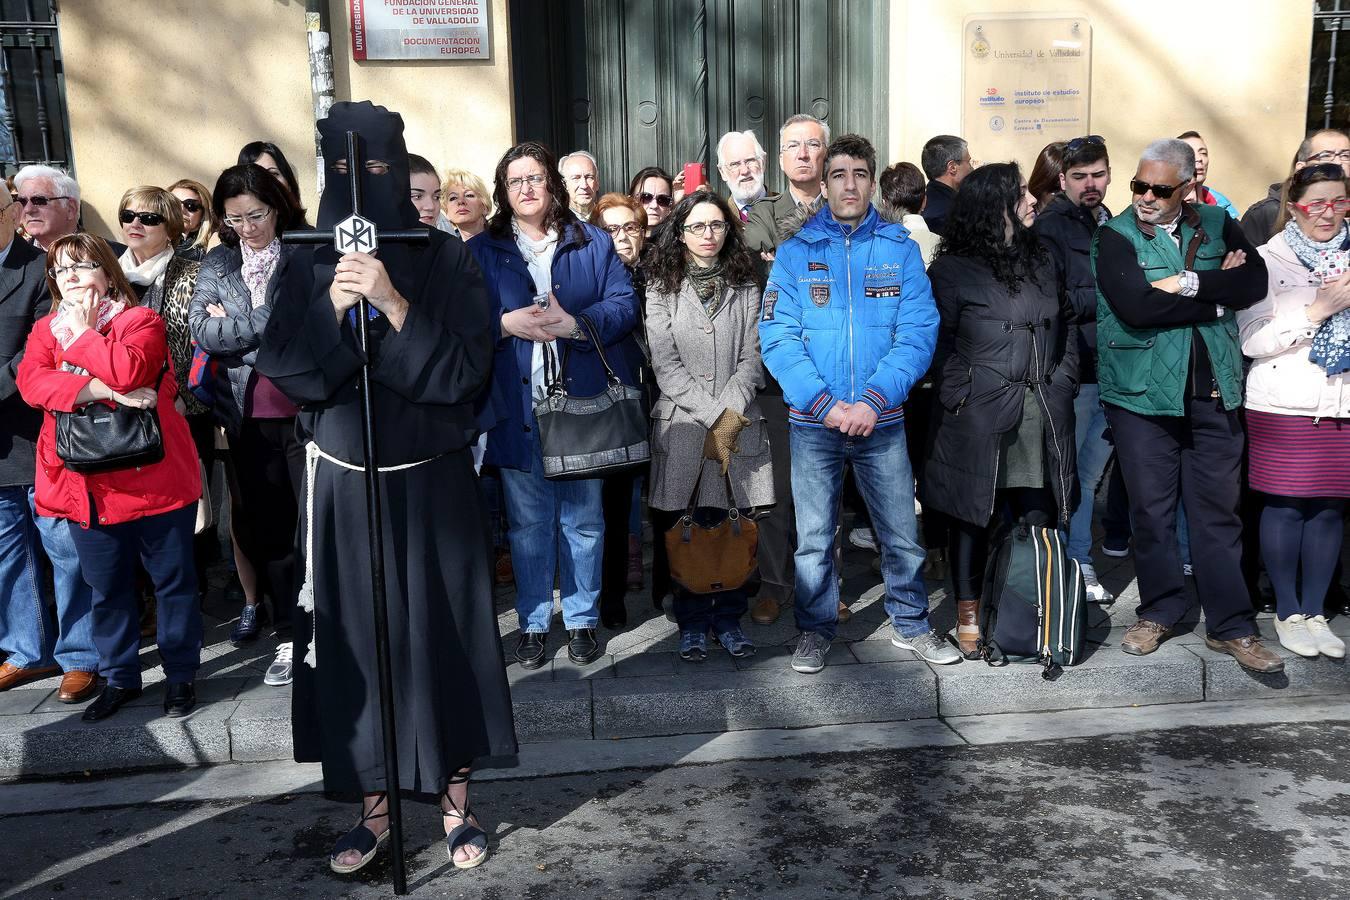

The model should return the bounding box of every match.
[332,823,380,859]
[446,819,487,854]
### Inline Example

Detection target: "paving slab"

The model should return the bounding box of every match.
[0,688,53,716]
[591,660,937,739]
[227,697,295,762]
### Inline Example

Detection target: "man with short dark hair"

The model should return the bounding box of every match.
[1241,128,1350,245]
[1033,134,1114,602]
[1092,138,1281,673]
[1177,131,1238,219]
[760,134,956,674]
[919,135,972,235]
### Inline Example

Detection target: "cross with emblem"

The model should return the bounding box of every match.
[280,130,428,897]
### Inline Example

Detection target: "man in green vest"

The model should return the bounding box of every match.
[1092,138,1283,673]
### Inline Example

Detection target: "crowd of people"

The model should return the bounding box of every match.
[1,101,1348,873]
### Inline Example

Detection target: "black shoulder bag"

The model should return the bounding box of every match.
[55,365,167,473]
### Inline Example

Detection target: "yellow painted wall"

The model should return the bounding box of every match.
[888,0,1314,216]
[58,0,513,241]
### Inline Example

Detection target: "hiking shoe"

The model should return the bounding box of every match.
[1305,615,1346,658]
[892,629,961,665]
[715,626,756,658]
[264,642,294,686]
[848,527,878,552]
[1082,563,1113,604]
[791,632,831,674]
[679,631,707,662]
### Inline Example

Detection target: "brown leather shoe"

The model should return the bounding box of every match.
[750,595,780,625]
[956,599,980,658]
[0,661,60,691]
[837,601,852,623]
[1206,634,1285,674]
[1121,619,1170,656]
[57,670,100,703]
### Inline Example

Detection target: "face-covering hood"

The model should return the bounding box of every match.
[317,101,419,231]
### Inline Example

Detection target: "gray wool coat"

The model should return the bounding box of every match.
[646,279,775,512]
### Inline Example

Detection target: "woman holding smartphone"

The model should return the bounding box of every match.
[1241,162,1350,659]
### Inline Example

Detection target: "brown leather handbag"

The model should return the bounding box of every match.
[663,470,759,594]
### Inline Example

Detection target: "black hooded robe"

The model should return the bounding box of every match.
[257,102,517,795]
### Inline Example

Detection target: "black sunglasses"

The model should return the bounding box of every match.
[1129,179,1187,200]
[1065,134,1105,155]
[179,198,203,213]
[17,194,69,207]
[638,191,674,208]
[119,209,167,226]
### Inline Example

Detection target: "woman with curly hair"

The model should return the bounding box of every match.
[644,193,774,660]
[920,162,1079,657]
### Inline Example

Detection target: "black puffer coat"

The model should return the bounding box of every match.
[1032,193,1108,384]
[919,252,1079,528]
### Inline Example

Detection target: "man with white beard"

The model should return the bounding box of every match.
[716,130,767,221]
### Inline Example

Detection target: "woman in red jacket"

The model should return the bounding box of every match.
[17,233,203,722]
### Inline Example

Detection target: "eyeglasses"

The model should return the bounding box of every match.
[1306,149,1350,163]
[17,195,69,207]
[721,157,763,172]
[119,210,167,227]
[48,261,100,279]
[1129,179,1187,199]
[1292,198,1350,216]
[637,191,673,208]
[682,221,728,237]
[221,208,274,228]
[782,139,825,154]
[179,199,203,213]
[603,222,642,237]
[505,174,547,193]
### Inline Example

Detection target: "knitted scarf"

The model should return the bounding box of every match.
[1285,219,1350,374]
[687,258,725,316]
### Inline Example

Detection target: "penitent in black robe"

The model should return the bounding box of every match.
[257,230,517,796]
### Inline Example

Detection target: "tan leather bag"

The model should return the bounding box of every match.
[663,471,758,594]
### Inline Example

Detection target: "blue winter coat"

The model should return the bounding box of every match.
[468,220,638,471]
[759,205,938,428]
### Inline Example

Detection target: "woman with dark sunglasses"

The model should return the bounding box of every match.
[168,178,218,262]
[628,166,677,236]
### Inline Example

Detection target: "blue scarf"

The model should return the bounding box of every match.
[1286,219,1350,375]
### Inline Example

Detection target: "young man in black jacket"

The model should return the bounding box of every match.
[1033,135,1116,604]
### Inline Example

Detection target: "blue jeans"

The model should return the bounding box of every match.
[790,423,929,641]
[0,485,96,672]
[501,432,604,633]
[67,504,201,688]
[1066,385,1115,564]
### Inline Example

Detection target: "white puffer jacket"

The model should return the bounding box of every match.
[1241,233,1350,417]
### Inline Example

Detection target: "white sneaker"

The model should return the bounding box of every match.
[848,527,878,553]
[1081,563,1113,603]
[1304,615,1346,659]
[264,641,294,686]
[1273,615,1319,658]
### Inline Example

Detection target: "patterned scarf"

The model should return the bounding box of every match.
[50,292,127,373]
[1285,219,1350,374]
[687,258,725,316]
[241,238,282,310]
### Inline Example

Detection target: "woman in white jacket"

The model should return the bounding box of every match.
[1240,163,1350,658]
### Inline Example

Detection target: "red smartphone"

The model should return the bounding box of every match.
[682,162,706,193]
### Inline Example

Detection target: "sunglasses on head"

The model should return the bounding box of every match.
[1065,134,1105,155]
[638,191,674,208]
[1129,179,1186,200]
[18,194,69,207]
[119,209,167,227]
[179,198,203,213]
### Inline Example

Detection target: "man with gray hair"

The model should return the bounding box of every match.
[715,129,767,220]
[919,134,972,235]
[1092,138,1281,673]
[1241,127,1350,244]
[743,113,830,255]
[13,164,82,251]
[559,150,600,219]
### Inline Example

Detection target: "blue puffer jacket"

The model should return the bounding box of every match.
[759,205,938,428]
[468,220,638,471]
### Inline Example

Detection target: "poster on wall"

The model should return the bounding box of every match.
[350,0,492,60]
[961,15,1091,170]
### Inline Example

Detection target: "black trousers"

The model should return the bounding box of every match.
[601,468,647,610]
[947,487,1056,600]
[756,391,795,603]
[231,417,304,640]
[904,384,950,551]
[1105,398,1256,640]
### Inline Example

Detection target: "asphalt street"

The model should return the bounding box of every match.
[2,719,1347,899]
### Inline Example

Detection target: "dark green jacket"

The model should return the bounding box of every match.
[1092,203,1247,416]
[743,189,821,254]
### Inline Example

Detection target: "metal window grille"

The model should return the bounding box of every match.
[1313,0,1350,129]
[0,0,72,177]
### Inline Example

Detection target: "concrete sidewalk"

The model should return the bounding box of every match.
[2,538,1347,780]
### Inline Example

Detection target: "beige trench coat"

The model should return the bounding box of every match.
[646,279,775,511]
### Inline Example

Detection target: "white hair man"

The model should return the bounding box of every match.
[716,129,767,221]
[12,165,83,251]
[559,150,599,218]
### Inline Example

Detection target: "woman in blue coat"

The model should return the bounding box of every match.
[468,142,638,671]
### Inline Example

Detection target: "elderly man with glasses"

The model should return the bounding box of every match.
[1242,128,1350,245]
[12,164,125,255]
[1091,138,1281,673]
[716,130,767,222]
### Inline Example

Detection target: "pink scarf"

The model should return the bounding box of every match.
[50,293,126,351]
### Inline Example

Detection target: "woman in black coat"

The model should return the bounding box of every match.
[921,162,1078,657]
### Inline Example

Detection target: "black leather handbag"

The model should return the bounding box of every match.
[55,366,166,474]
[533,316,650,480]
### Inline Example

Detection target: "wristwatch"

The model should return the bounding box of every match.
[569,322,584,341]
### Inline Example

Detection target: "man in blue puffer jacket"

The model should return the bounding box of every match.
[760,133,958,673]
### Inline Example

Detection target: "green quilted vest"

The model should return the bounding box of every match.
[1092,204,1243,416]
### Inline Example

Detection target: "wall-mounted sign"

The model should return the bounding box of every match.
[350,0,491,61]
[961,15,1091,170]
